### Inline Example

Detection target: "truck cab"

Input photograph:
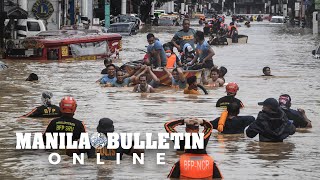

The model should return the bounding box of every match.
[5,18,46,39]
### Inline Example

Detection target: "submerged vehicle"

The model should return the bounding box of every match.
[270,16,286,24]
[4,30,122,61]
[107,22,138,36]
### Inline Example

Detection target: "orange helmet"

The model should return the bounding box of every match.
[226,82,239,94]
[59,96,77,114]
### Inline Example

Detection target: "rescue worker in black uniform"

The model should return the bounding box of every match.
[43,96,92,157]
[167,118,223,179]
[246,98,296,142]
[22,91,61,118]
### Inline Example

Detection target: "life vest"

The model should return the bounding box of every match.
[166,54,177,68]
[217,110,228,132]
[180,153,214,179]
[184,88,200,95]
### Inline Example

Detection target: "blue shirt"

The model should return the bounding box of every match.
[112,78,131,87]
[147,40,167,67]
[196,41,212,63]
[100,75,116,84]
[172,77,187,89]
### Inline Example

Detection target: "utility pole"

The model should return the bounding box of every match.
[105,0,110,28]
[0,0,5,51]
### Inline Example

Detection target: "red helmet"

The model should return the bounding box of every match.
[59,96,77,114]
[226,82,239,94]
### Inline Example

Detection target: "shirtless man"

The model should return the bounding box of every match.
[133,75,155,93]
[202,67,225,87]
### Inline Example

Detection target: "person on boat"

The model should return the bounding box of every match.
[246,98,296,142]
[163,67,186,89]
[43,96,92,157]
[100,64,117,86]
[188,31,215,70]
[111,70,136,87]
[22,91,61,118]
[89,118,143,160]
[279,94,312,128]
[163,44,181,68]
[164,118,213,152]
[202,67,225,87]
[184,75,208,95]
[167,148,223,179]
[228,22,239,43]
[179,43,195,65]
[211,102,255,134]
[216,82,244,108]
[26,73,38,81]
[262,66,273,76]
[146,33,167,68]
[167,119,223,179]
[134,65,160,88]
[133,74,155,93]
[171,19,197,52]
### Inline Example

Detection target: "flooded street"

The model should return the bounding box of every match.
[1,21,320,179]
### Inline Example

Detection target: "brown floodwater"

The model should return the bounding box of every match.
[0,20,320,179]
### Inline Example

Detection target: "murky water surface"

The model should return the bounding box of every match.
[1,20,320,179]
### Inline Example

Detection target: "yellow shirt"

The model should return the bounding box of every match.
[184,88,200,95]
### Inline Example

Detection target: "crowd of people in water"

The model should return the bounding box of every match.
[20,18,313,179]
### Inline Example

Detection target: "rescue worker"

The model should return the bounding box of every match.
[179,43,195,66]
[146,33,167,68]
[279,94,312,128]
[22,91,61,118]
[163,67,187,89]
[211,102,255,134]
[216,82,244,108]
[172,19,197,52]
[43,96,91,156]
[164,118,213,152]
[164,45,180,68]
[188,31,215,70]
[167,119,223,179]
[246,98,296,142]
[90,118,143,160]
